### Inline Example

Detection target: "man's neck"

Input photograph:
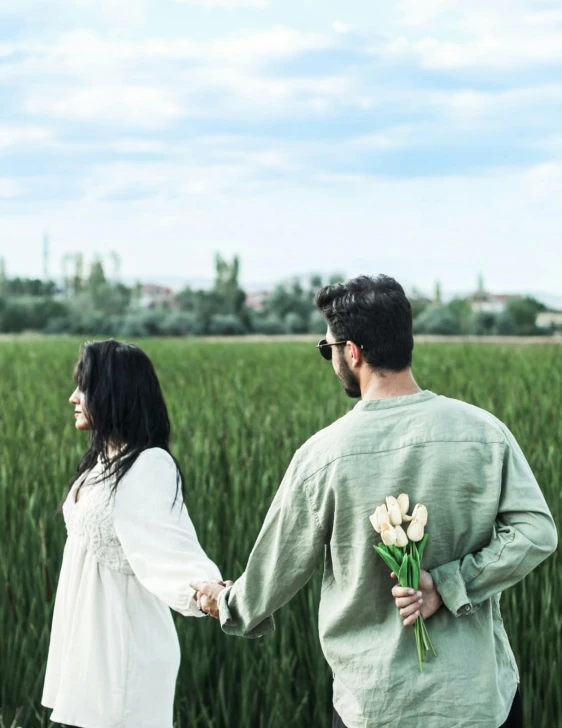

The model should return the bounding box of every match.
[360,368,422,401]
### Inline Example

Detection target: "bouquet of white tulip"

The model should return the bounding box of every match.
[370,494,437,672]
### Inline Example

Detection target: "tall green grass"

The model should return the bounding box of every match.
[0,340,560,727]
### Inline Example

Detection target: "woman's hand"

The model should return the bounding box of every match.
[390,569,443,627]
[190,579,234,619]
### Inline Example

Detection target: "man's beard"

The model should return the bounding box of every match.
[337,357,362,399]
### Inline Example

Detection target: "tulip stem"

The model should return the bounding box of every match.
[421,618,437,657]
[415,620,424,673]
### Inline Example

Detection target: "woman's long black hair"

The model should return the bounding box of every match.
[66,339,185,505]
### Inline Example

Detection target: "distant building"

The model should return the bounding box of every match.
[245,290,272,312]
[468,291,521,314]
[138,283,175,309]
[537,311,562,329]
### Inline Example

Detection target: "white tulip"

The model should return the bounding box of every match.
[380,522,397,546]
[369,504,390,534]
[397,493,410,517]
[394,524,409,548]
[411,504,428,526]
[407,518,425,542]
[385,496,403,526]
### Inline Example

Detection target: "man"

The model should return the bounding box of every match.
[192,274,557,728]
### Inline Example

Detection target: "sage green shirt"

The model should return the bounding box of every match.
[217,391,557,728]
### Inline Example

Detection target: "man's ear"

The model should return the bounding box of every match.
[348,341,363,368]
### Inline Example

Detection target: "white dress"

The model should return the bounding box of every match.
[42,447,222,728]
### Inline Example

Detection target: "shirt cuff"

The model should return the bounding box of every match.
[218,586,276,639]
[430,560,481,617]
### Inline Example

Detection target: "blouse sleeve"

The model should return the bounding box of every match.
[113,447,222,617]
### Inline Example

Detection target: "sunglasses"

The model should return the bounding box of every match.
[316,339,364,361]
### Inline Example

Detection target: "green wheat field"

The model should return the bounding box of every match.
[0,339,560,728]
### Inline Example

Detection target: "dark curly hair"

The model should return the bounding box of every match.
[315,275,413,372]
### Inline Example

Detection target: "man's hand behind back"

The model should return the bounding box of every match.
[391,569,443,627]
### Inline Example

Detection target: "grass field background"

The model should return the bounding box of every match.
[0,339,560,727]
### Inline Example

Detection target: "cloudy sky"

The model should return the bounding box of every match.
[1,0,561,296]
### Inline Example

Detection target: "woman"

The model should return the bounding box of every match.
[42,339,222,728]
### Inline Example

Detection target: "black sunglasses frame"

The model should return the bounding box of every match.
[316,339,363,361]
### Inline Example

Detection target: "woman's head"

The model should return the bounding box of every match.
[67,340,182,500]
[70,339,170,450]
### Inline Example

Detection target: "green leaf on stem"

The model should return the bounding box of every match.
[411,558,420,590]
[389,545,405,564]
[373,545,401,576]
[417,534,429,563]
[398,553,410,587]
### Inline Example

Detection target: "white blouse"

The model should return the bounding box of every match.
[42,447,222,728]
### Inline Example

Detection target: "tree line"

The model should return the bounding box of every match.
[0,255,554,337]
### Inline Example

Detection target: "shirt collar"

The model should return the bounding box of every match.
[353,390,437,412]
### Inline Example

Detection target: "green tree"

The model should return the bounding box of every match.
[447,298,473,334]
[0,258,6,297]
[92,283,132,317]
[214,254,246,317]
[409,289,432,320]
[309,274,323,291]
[88,258,106,294]
[469,311,498,335]
[414,306,462,335]
[6,278,57,297]
[0,302,29,333]
[505,297,544,336]
[329,273,345,285]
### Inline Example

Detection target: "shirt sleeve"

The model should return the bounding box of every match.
[113,448,222,618]
[430,424,558,617]
[217,453,325,638]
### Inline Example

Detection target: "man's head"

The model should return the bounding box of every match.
[315,275,414,398]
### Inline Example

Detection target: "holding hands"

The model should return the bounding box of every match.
[191,580,233,619]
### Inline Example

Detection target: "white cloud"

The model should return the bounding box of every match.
[25,85,183,127]
[44,26,329,69]
[411,31,562,69]
[79,150,294,202]
[536,134,562,153]
[312,172,374,185]
[175,0,268,5]
[111,139,168,154]
[426,85,562,127]
[200,65,350,106]
[1,26,332,94]
[159,215,181,227]
[0,0,148,28]
[7,27,340,123]
[210,147,298,174]
[0,126,52,148]
[205,26,332,64]
[397,0,452,27]
[348,125,412,150]
[391,2,562,69]
[332,21,350,34]
[527,162,562,199]
[0,178,26,198]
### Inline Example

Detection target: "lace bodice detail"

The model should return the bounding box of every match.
[63,468,134,575]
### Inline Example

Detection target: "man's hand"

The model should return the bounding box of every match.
[190,579,234,619]
[390,569,443,627]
